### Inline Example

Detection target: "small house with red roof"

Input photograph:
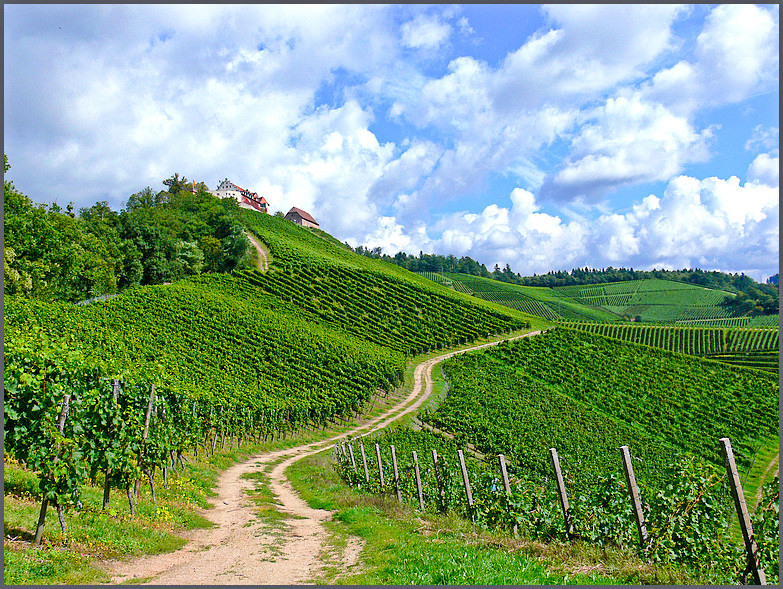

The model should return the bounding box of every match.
[211,178,269,213]
[285,207,319,229]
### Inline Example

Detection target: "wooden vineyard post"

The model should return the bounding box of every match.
[375,443,385,490]
[360,443,370,484]
[720,438,766,585]
[620,446,649,548]
[413,451,425,511]
[458,450,475,522]
[498,454,518,536]
[549,448,574,539]
[103,379,121,510]
[390,445,402,502]
[135,384,156,497]
[348,443,357,470]
[34,394,71,546]
[432,449,445,513]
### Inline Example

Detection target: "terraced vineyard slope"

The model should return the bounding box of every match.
[418,272,620,322]
[560,321,780,374]
[555,278,748,324]
[339,327,779,583]
[419,273,777,328]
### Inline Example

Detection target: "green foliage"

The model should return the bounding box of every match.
[4,330,195,515]
[5,275,406,442]
[335,428,763,583]
[752,476,780,585]
[4,183,121,302]
[238,265,526,355]
[555,279,744,324]
[443,329,777,471]
[561,321,779,374]
[426,346,677,493]
[644,457,735,570]
[432,272,621,322]
[3,160,250,303]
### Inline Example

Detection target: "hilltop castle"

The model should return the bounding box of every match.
[211,179,319,228]
[211,178,269,213]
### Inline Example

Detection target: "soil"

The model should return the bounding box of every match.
[104,331,541,585]
[244,232,269,271]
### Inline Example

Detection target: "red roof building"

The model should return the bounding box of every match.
[285,207,319,228]
[211,178,269,213]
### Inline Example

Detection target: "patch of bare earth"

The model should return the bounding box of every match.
[104,331,540,585]
[244,231,269,271]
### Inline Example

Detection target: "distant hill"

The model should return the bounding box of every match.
[418,271,621,323]
[554,278,738,324]
[350,245,778,319]
[416,272,774,326]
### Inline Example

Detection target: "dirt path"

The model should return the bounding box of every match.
[245,231,269,271]
[105,330,540,585]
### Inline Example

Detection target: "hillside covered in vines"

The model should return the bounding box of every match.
[424,328,778,493]
[5,209,534,441]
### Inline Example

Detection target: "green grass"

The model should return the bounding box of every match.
[240,471,290,528]
[287,448,699,585]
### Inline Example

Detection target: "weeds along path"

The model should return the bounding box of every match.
[106,330,541,585]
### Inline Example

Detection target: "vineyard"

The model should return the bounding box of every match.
[4,211,535,545]
[5,277,406,440]
[560,321,780,373]
[331,329,779,582]
[335,427,779,584]
[236,266,525,355]
[4,202,779,584]
[675,314,780,328]
[417,272,620,322]
[554,279,745,324]
[425,329,777,484]
[418,272,775,329]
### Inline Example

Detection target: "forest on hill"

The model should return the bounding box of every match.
[4,157,251,303]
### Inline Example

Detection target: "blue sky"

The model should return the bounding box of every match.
[4,4,779,281]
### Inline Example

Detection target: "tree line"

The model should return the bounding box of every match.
[4,156,252,303]
[349,246,778,316]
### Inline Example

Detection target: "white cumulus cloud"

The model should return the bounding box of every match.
[400,14,452,50]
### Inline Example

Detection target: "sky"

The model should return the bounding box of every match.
[4,4,780,282]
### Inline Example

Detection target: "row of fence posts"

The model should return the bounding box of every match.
[334,436,766,585]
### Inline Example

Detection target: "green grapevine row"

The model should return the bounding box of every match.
[425,329,777,482]
[333,427,776,584]
[235,265,527,355]
[5,275,406,440]
[560,321,779,373]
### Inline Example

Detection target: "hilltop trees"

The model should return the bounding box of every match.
[4,166,118,301]
[3,158,250,303]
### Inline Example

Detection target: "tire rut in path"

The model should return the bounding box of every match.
[244,231,269,271]
[105,331,540,585]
